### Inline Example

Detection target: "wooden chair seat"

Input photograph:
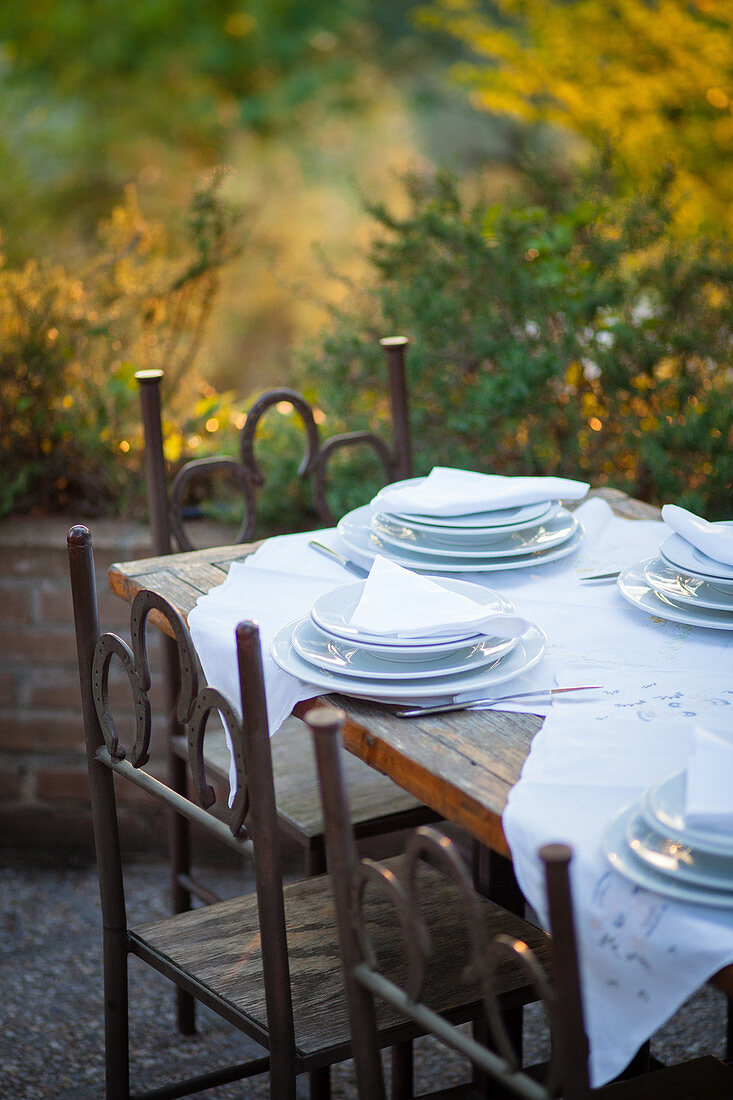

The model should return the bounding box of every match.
[135,853,550,1067]
[597,1055,733,1098]
[180,718,425,845]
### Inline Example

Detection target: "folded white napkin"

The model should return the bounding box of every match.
[349,556,529,639]
[375,467,589,517]
[662,504,733,567]
[685,721,733,832]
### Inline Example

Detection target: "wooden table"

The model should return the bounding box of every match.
[109,487,659,861]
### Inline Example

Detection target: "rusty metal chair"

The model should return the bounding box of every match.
[306,705,733,1100]
[69,525,553,1100]
[134,339,442,1053]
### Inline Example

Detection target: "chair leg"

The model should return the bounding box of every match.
[309,1065,331,1098]
[104,926,130,1100]
[305,843,327,877]
[727,996,733,1060]
[169,776,197,1035]
[390,1040,414,1099]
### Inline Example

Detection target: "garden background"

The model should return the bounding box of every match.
[2,0,732,537]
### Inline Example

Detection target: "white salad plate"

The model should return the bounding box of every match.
[271,621,547,704]
[372,480,555,529]
[310,578,515,655]
[660,531,733,587]
[643,557,733,612]
[624,802,733,891]
[371,508,577,558]
[383,502,561,537]
[617,560,733,631]
[338,506,584,573]
[603,802,733,909]
[291,617,510,681]
[643,771,733,858]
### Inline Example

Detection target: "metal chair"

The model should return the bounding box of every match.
[69,525,553,1100]
[306,704,733,1100]
[135,339,440,1050]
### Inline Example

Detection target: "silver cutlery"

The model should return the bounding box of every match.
[394,685,603,718]
[580,571,621,581]
[308,540,369,578]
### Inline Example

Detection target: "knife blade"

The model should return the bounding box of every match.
[394,685,603,718]
[308,540,369,578]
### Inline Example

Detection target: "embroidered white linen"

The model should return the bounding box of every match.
[349,555,528,639]
[662,503,733,567]
[186,495,733,1084]
[373,466,589,517]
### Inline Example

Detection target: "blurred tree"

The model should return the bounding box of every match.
[417,0,733,234]
[0,0,371,256]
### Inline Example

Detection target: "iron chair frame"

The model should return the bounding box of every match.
[134,337,437,1055]
[69,526,549,1100]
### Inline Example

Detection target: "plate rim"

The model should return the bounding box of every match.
[602,801,733,909]
[372,478,556,528]
[337,506,584,573]
[642,556,733,611]
[270,620,548,702]
[310,576,515,649]
[617,560,733,631]
[661,532,733,585]
[371,507,577,559]
[624,800,733,891]
[387,500,560,533]
[642,769,733,858]
[291,616,516,681]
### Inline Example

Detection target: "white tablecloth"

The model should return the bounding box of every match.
[187,498,733,1084]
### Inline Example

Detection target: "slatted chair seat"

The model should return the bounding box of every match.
[180,719,423,846]
[134,853,549,1067]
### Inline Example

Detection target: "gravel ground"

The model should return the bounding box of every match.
[0,860,728,1099]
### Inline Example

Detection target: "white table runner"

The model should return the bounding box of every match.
[188,498,733,1083]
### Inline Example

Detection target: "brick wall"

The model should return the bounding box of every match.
[0,516,176,864]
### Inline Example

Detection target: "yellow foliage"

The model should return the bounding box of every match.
[419,0,733,232]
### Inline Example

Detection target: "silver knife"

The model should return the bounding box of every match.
[395,685,603,718]
[308,540,369,578]
[580,571,621,581]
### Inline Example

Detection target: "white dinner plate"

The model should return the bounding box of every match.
[384,502,561,537]
[660,531,733,586]
[643,557,733,612]
[311,578,515,654]
[371,508,577,558]
[603,802,733,909]
[617,560,733,631]
[271,621,547,704]
[624,802,733,891]
[643,771,733,858]
[372,479,554,529]
[291,617,512,680]
[338,505,584,573]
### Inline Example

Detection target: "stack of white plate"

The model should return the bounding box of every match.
[336,481,584,574]
[617,528,733,631]
[603,771,733,907]
[270,577,547,705]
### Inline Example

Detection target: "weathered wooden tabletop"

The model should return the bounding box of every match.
[108,487,660,858]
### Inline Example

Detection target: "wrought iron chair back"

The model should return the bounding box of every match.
[137,335,413,553]
[306,704,593,1100]
[68,524,298,1096]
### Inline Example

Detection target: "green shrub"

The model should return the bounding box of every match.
[295,167,733,519]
